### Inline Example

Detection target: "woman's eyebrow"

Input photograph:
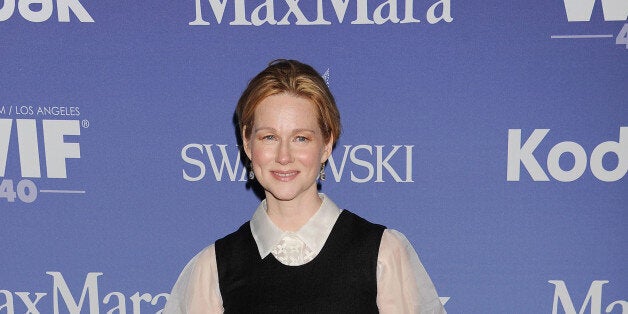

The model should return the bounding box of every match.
[253,127,317,134]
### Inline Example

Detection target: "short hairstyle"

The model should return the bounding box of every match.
[236,59,341,146]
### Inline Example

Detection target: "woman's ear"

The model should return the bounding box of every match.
[242,126,252,160]
[321,136,334,163]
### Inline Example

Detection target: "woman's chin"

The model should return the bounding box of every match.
[264,187,317,203]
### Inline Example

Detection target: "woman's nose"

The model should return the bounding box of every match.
[276,141,293,165]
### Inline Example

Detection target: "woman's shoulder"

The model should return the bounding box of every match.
[165,243,223,313]
[195,243,217,261]
[382,228,412,246]
[340,209,386,230]
[378,228,422,261]
[175,243,217,274]
[216,221,252,243]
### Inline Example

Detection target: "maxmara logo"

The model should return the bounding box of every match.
[189,0,453,26]
[0,272,168,314]
[507,127,627,182]
[549,280,626,313]
[0,106,89,203]
[0,272,448,313]
[182,144,414,183]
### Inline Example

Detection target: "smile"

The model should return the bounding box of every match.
[271,171,299,181]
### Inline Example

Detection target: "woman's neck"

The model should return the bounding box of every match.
[265,192,323,232]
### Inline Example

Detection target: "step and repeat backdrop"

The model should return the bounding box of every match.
[1,0,626,313]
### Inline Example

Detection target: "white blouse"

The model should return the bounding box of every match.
[164,195,446,314]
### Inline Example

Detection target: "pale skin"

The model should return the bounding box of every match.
[243,93,333,232]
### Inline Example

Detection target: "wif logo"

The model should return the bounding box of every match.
[562,0,627,22]
[0,119,81,179]
[0,116,88,203]
[553,0,628,48]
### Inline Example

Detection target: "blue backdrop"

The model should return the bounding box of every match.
[1,0,626,313]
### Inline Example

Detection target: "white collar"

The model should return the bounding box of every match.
[250,193,342,259]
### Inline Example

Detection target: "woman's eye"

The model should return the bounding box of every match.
[261,135,276,141]
[295,136,309,142]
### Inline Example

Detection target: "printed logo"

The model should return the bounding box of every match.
[181,144,414,183]
[0,272,168,313]
[0,272,448,312]
[552,0,628,48]
[0,105,89,203]
[182,68,414,184]
[506,127,627,182]
[0,0,93,22]
[562,0,627,22]
[189,0,453,26]
[549,280,627,314]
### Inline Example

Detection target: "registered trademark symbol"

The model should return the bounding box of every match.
[81,119,90,128]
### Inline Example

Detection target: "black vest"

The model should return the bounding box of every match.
[215,210,385,313]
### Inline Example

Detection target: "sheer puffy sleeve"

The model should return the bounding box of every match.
[376,229,446,314]
[163,245,224,314]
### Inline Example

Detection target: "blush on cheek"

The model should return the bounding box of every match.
[250,145,273,167]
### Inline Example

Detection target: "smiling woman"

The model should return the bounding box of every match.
[243,94,333,230]
[163,59,446,313]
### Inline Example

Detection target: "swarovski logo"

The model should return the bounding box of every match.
[181,144,414,183]
[189,0,453,26]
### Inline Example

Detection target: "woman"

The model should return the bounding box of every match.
[164,60,446,313]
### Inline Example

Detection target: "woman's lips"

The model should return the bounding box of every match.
[271,170,299,181]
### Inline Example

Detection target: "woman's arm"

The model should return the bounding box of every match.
[163,245,224,314]
[376,229,446,314]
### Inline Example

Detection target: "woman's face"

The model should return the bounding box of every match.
[243,93,332,204]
